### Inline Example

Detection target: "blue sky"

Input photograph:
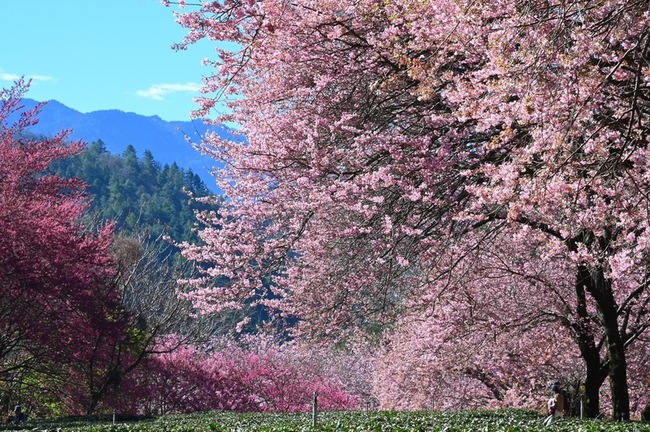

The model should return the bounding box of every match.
[1,0,214,122]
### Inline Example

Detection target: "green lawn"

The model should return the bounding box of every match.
[3,409,650,431]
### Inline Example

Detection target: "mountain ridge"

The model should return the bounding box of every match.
[17,98,226,193]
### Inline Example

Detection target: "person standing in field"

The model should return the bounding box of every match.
[543,382,568,426]
[13,405,22,424]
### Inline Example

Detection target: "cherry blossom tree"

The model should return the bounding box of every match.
[372,228,583,412]
[117,335,359,415]
[0,79,119,412]
[168,0,650,420]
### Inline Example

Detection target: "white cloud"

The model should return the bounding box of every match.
[29,74,55,83]
[0,71,55,83]
[136,82,201,100]
[0,72,20,81]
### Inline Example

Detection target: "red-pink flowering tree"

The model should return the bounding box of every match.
[168,0,650,420]
[0,80,121,414]
[116,335,359,415]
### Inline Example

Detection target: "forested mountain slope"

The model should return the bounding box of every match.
[17,98,227,192]
[50,140,217,244]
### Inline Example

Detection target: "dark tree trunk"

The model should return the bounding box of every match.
[582,361,607,418]
[573,272,608,418]
[87,396,99,417]
[604,321,630,421]
[610,365,630,420]
[581,265,630,421]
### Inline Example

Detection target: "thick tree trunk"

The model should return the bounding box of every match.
[573,272,607,418]
[609,353,630,420]
[578,344,606,418]
[87,396,99,417]
[582,361,606,418]
[600,297,630,418]
[583,265,630,420]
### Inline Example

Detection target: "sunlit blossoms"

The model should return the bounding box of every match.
[170,0,650,420]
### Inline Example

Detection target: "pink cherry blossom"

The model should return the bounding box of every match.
[170,0,650,420]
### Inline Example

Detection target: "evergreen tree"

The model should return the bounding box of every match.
[50,141,217,243]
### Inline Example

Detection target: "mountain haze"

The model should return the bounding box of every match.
[19,98,227,193]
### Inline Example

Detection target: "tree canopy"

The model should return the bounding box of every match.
[169,0,650,420]
[0,79,365,419]
[0,80,125,412]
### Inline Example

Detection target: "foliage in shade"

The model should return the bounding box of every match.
[167,0,650,420]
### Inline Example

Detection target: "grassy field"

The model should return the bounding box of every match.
[3,409,650,431]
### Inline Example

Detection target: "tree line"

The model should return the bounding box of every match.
[50,139,213,245]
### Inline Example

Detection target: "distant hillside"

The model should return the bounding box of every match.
[16,98,228,193]
[50,141,218,244]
